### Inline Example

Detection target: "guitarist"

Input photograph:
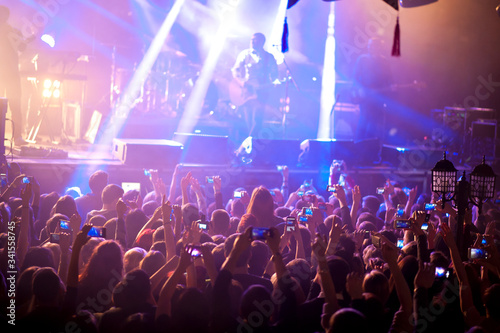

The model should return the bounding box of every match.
[231,33,278,138]
[0,5,29,146]
[352,38,393,143]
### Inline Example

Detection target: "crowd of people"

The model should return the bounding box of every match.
[1,162,500,333]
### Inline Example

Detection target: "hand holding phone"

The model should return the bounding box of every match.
[185,244,203,257]
[286,216,296,232]
[251,227,271,240]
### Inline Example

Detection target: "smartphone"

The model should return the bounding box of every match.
[49,233,60,243]
[0,173,7,187]
[318,202,326,211]
[185,244,202,257]
[252,227,270,240]
[87,226,106,238]
[302,207,313,216]
[122,182,141,193]
[394,219,411,229]
[396,205,404,218]
[435,267,451,279]
[286,216,296,232]
[425,203,436,211]
[206,176,214,184]
[421,223,429,231]
[297,191,304,196]
[468,248,489,260]
[269,190,276,196]
[143,169,152,177]
[326,185,336,193]
[303,180,312,187]
[481,237,487,245]
[22,176,31,184]
[299,215,308,223]
[397,238,404,249]
[376,187,385,195]
[372,235,381,248]
[60,220,71,231]
[198,221,208,230]
[234,191,242,198]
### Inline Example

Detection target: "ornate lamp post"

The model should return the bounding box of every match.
[431,153,496,259]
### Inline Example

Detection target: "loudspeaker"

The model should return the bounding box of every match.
[471,121,497,160]
[173,133,230,165]
[112,138,183,168]
[238,137,301,167]
[299,139,355,169]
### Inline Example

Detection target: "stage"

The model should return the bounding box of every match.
[3,134,441,201]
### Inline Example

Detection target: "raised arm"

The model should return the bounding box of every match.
[440,222,483,326]
[350,185,361,229]
[17,183,32,266]
[180,171,191,206]
[213,176,223,210]
[115,198,128,249]
[156,248,192,319]
[380,234,412,315]
[160,196,176,261]
[168,164,181,203]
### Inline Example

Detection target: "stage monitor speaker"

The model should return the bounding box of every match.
[238,137,301,167]
[113,138,183,168]
[299,139,355,169]
[354,138,381,165]
[173,133,230,165]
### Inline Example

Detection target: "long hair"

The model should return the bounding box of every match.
[246,186,274,228]
[79,240,123,293]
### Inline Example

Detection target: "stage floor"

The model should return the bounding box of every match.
[3,136,435,199]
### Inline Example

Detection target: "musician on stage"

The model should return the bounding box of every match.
[352,38,393,142]
[0,5,27,146]
[231,32,278,138]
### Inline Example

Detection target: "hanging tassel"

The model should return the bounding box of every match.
[281,17,289,53]
[392,16,400,57]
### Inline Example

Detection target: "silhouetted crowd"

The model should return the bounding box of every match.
[1,163,500,333]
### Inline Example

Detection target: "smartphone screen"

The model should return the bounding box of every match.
[395,219,411,229]
[252,227,270,240]
[60,220,71,230]
[397,238,404,248]
[122,182,141,193]
[286,217,296,232]
[88,226,106,238]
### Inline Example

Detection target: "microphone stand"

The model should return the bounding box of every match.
[281,57,299,139]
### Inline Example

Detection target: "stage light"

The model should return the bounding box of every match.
[43,90,51,98]
[53,89,61,98]
[318,2,336,139]
[54,80,61,88]
[41,34,55,48]
[44,79,52,89]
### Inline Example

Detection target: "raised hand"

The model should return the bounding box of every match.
[265,227,281,255]
[352,185,361,204]
[74,225,92,250]
[439,222,455,249]
[312,234,328,260]
[116,198,128,219]
[414,262,435,289]
[181,171,192,191]
[212,176,222,193]
[161,195,172,224]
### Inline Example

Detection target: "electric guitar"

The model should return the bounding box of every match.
[229,78,287,107]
